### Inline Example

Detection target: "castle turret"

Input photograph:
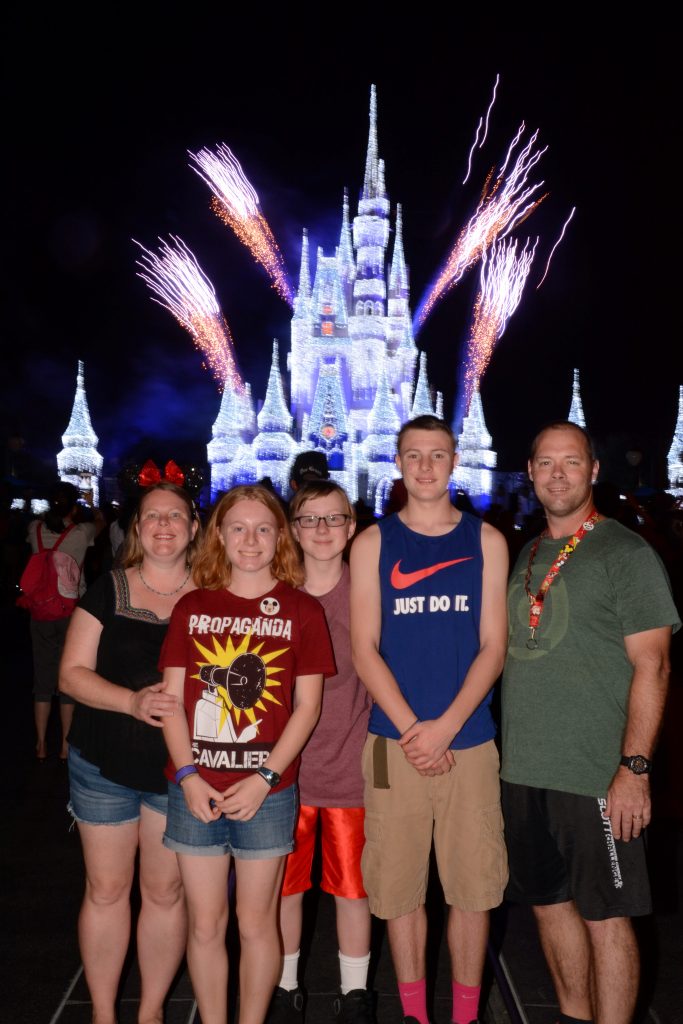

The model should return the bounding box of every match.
[208,380,257,498]
[349,86,392,410]
[388,204,409,315]
[57,360,103,506]
[293,228,311,319]
[568,367,586,428]
[667,385,683,494]
[253,341,296,494]
[337,190,356,287]
[455,384,496,507]
[410,353,435,419]
[363,360,401,511]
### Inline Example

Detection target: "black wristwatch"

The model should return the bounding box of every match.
[620,754,652,775]
[256,766,281,788]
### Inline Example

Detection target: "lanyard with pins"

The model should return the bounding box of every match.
[524,510,599,650]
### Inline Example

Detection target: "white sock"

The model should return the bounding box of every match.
[278,950,300,991]
[339,951,370,994]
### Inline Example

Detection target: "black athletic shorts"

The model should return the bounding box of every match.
[501,781,652,921]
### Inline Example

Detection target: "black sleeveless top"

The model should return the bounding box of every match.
[68,570,170,794]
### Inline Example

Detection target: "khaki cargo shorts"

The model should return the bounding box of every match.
[361,735,508,919]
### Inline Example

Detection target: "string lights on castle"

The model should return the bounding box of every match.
[56,360,103,506]
[207,88,454,506]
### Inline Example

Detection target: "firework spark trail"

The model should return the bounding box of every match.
[135,235,244,392]
[415,125,547,333]
[463,73,501,185]
[536,206,576,289]
[189,144,293,307]
[461,236,538,414]
[462,117,483,187]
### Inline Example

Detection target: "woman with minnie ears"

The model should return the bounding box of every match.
[159,485,335,1024]
[60,476,201,1024]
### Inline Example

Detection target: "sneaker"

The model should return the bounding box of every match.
[265,986,304,1024]
[333,988,376,1023]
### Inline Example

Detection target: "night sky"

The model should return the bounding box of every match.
[4,21,679,493]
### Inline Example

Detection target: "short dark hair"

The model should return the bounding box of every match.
[397,415,456,454]
[289,450,330,489]
[529,421,596,462]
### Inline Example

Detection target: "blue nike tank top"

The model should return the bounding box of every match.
[370,510,495,749]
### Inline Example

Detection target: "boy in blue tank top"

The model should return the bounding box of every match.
[350,416,509,1024]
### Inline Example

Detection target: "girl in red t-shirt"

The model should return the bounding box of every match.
[160,485,335,1024]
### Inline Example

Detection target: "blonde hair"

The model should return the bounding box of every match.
[121,483,201,569]
[193,485,304,590]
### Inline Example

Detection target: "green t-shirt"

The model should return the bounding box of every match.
[502,519,680,798]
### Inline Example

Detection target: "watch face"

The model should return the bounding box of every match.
[629,756,650,774]
[259,767,280,787]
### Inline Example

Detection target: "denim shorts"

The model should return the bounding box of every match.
[163,779,298,859]
[67,745,168,825]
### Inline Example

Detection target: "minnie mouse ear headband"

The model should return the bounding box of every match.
[138,459,185,487]
[117,459,204,503]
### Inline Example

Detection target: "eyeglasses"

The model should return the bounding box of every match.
[293,513,352,529]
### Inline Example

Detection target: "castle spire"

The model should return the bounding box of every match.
[297,229,311,298]
[377,158,386,199]
[257,341,293,432]
[410,352,434,418]
[568,367,586,428]
[367,360,400,435]
[362,84,379,200]
[337,189,355,283]
[293,229,311,321]
[57,360,103,505]
[389,204,409,296]
[667,385,683,493]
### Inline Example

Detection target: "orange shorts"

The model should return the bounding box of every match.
[282,804,367,899]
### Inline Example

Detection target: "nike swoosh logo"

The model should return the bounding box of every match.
[390,557,474,590]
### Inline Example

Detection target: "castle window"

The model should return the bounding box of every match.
[322,303,333,315]
[374,301,383,315]
[356,301,364,315]
[321,320,334,336]
[365,300,373,315]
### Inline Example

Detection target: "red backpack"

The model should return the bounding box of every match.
[17,523,81,621]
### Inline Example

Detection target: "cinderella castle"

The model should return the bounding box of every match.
[207,87,482,511]
[52,89,683,509]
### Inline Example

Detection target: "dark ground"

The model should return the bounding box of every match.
[2,603,682,1024]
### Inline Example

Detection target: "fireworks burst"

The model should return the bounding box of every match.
[135,235,244,392]
[536,206,576,289]
[189,144,293,307]
[461,236,538,415]
[414,124,548,333]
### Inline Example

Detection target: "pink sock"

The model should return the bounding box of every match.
[398,979,429,1024]
[452,980,481,1024]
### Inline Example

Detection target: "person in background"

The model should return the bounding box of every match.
[289,451,330,494]
[26,481,105,761]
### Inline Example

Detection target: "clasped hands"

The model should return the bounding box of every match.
[398,718,456,776]
[181,772,271,824]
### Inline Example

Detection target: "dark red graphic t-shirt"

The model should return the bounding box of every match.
[159,581,336,792]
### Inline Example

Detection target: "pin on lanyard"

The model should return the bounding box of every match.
[524,510,599,650]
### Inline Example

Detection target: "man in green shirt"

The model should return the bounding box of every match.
[502,421,679,1024]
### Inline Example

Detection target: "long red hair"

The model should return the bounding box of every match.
[193,485,303,590]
